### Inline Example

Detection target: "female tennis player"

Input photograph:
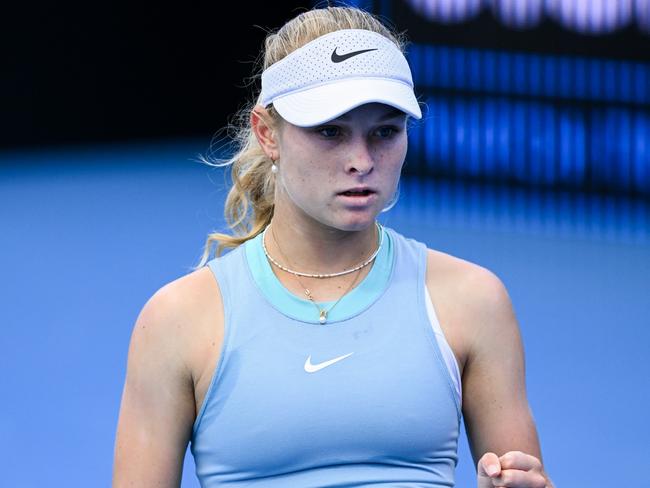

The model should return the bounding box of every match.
[113,5,554,488]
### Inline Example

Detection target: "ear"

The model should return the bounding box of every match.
[251,105,279,160]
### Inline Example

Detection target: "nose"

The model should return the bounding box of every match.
[345,140,374,176]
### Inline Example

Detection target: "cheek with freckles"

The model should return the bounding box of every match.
[281,156,333,215]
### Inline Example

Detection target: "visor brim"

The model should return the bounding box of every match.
[271,78,422,127]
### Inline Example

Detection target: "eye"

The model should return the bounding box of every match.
[374,126,401,138]
[316,126,340,138]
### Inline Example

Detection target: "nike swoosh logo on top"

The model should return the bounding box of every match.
[331,47,378,63]
[304,352,354,373]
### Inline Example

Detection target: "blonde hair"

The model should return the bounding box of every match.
[192,5,408,270]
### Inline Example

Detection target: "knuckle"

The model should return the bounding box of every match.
[501,452,512,464]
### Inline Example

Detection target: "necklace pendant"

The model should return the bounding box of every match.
[319,310,327,324]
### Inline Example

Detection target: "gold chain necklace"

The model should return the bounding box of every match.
[266,224,379,324]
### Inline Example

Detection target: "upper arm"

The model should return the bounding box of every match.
[457,265,545,470]
[112,283,197,488]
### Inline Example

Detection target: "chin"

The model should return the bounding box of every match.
[331,215,379,232]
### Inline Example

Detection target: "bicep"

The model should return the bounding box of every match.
[460,269,544,468]
[112,287,196,488]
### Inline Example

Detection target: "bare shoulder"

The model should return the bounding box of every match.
[143,265,225,380]
[123,263,226,423]
[425,248,511,309]
[424,247,515,373]
[152,264,221,313]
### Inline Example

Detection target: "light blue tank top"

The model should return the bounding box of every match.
[190,226,461,487]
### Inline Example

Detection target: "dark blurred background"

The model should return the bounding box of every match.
[1,1,308,149]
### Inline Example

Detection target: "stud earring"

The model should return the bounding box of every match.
[270,152,279,174]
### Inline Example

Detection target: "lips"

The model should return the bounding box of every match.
[337,187,376,196]
[336,187,378,207]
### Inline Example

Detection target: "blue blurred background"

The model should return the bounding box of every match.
[2,1,649,487]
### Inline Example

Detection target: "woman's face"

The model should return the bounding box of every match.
[273,102,408,232]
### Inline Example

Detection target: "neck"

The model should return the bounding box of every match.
[265,214,380,276]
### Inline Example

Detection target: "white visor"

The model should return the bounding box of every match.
[260,29,422,127]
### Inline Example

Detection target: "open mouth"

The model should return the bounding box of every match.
[340,190,374,196]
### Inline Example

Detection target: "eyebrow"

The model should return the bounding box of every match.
[379,109,407,121]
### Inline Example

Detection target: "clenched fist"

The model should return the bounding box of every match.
[477,450,553,488]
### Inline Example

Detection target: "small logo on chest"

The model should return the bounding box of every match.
[304,352,354,373]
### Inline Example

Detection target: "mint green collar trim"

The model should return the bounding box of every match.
[244,225,394,325]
